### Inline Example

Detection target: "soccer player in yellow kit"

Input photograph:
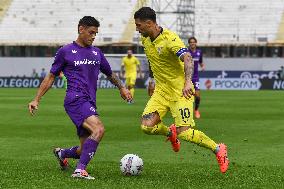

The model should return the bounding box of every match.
[121,50,141,102]
[134,7,229,173]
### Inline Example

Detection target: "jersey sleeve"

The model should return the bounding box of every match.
[99,50,112,77]
[50,47,65,76]
[168,34,188,58]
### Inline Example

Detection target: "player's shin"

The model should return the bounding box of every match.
[61,146,80,159]
[195,96,200,110]
[178,128,217,151]
[141,122,169,136]
[130,88,134,98]
[76,138,99,170]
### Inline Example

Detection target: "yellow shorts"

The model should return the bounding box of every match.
[142,92,195,127]
[125,75,136,87]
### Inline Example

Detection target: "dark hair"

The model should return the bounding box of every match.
[188,36,197,43]
[78,16,100,32]
[134,7,156,22]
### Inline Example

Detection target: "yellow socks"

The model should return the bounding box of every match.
[178,128,218,151]
[141,122,169,136]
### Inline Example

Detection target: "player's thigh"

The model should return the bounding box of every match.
[82,115,105,136]
[170,97,195,127]
[127,75,136,87]
[125,77,130,86]
[142,92,169,126]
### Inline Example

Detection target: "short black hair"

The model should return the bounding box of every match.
[134,7,156,22]
[188,36,197,43]
[78,16,100,32]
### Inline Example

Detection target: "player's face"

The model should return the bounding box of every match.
[189,39,197,49]
[127,50,132,56]
[79,26,98,46]
[135,18,151,37]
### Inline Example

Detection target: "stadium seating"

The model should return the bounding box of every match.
[0,0,138,45]
[194,0,284,44]
[0,0,283,45]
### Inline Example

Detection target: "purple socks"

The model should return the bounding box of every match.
[76,138,99,170]
[61,146,80,159]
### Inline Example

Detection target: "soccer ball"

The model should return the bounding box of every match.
[120,154,143,176]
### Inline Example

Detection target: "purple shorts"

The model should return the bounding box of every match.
[192,78,200,90]
[64,91,98,137]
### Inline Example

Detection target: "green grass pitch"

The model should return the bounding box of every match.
[0,88,284,189]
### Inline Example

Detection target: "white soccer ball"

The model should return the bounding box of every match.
[120,154,143,176]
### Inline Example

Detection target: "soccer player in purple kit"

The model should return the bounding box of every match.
[28,16,132,180]
[188,37,205,119]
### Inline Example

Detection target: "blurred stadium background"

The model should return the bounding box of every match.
[0,0,284,90]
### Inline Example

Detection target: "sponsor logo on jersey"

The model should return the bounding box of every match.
[74,59,100,66]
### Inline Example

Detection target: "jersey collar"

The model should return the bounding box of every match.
[150,27,163,42]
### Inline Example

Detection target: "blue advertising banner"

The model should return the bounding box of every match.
[199,71,279,79]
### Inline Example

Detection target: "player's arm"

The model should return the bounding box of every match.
[136,58,142,77]
[99,51,131,101]
[180,52,195,98]
[107,73,132,101]
[199,52,205,71]
[28,73,56,116]
[200,62,205,71]
[107,72,125,89]
[168,34,194,98]
[120,59,125,78]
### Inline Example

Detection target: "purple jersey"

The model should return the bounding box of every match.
[50,41,112,103]
[188,48,203,80]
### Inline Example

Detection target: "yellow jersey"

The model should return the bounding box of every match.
[141,28,189,101]
[121,56,140,77]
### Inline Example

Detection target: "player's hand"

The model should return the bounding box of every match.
[182,80,195,99]
[148,82,155,97]
[120,87,132,102]
[28,100,39,116]
[201,64,205,71]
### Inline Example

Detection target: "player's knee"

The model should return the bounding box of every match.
[141,124,155,135]
[89,124,105,140]
[141,113,159,126]
[96,125,105,137]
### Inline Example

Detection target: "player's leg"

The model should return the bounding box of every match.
[63,95,102,179]
[171,96,229,173]
[130,76,136,98]
[193,80,201,118]
[125,77,133,103]
[178,127,229,173]
[53,128,88,170]
[141,92,180,152]
[53,145,80,170]
[141,92,169,135]
[141,111,167,135]
[72,115,104,180]
[127,76,136,103]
